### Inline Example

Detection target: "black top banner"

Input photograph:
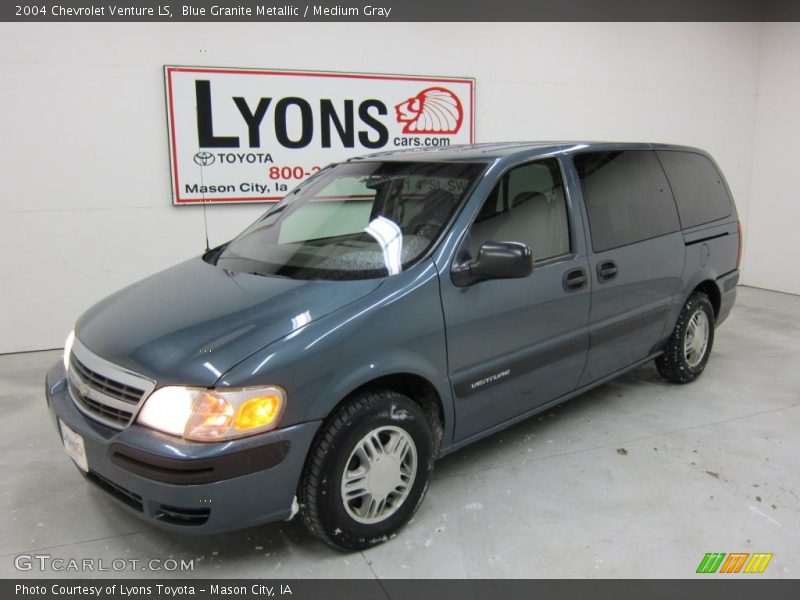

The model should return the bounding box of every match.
[3,0,800,22]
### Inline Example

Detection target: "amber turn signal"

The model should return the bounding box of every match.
[235,396,281,430]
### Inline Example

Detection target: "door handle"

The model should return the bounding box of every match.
[596,260,618,282]
[562,267,587,292]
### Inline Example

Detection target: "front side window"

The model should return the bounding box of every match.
[466,158,570,261]
[215,161,486,280]
[574,150,680,252]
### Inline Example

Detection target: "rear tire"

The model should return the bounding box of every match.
[656,292,715,384]
[298,390,435,551]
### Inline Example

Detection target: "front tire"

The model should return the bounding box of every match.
[656,292,715,384]
[298,390,435,551]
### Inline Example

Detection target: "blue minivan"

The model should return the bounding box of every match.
[46,142,741,550]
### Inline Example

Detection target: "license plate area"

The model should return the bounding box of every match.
[60,419,89,472]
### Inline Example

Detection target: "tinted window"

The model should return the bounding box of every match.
[656,150,732,228]
[217,161,485,280]
[467,159,570,261]
[574,151,680,252]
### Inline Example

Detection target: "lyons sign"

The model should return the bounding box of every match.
[164,66,475,205]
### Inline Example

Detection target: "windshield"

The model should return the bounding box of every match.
[215,161,486,280]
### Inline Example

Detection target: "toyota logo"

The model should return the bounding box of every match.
[193,151,215,166]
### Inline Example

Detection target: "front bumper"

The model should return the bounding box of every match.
[45,362,320,534]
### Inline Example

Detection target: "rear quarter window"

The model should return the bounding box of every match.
[574,150,680,252]
[656,150,732,228]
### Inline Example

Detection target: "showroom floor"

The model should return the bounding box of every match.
[1,286,797,578]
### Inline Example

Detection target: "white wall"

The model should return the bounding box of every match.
[0,23,763,353]
[744,23,800,296]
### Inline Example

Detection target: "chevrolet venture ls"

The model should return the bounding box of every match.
[46,142,740,550]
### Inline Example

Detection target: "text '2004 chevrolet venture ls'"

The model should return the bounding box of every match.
[46,142,741,550]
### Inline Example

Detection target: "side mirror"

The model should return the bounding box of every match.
[451,241,534,287]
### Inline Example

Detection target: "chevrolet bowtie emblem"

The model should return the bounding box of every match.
[76,380,91,397]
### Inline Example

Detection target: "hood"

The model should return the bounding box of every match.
[76,257,383,387]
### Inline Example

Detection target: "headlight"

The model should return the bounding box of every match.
[63,329,75,371]
[137,385,286,442]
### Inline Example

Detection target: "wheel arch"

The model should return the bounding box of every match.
[329,372,446,454]
[658,273,723,354]
[692,279,722,319]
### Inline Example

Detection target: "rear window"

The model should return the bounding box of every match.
[656,150,732,228]
[574,151,680,252]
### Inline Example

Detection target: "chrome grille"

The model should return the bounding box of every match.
[68,379,134,427]
[67,338,155,430]
[70,355,144,404]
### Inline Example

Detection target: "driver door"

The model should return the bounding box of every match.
[438,158,591,442]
